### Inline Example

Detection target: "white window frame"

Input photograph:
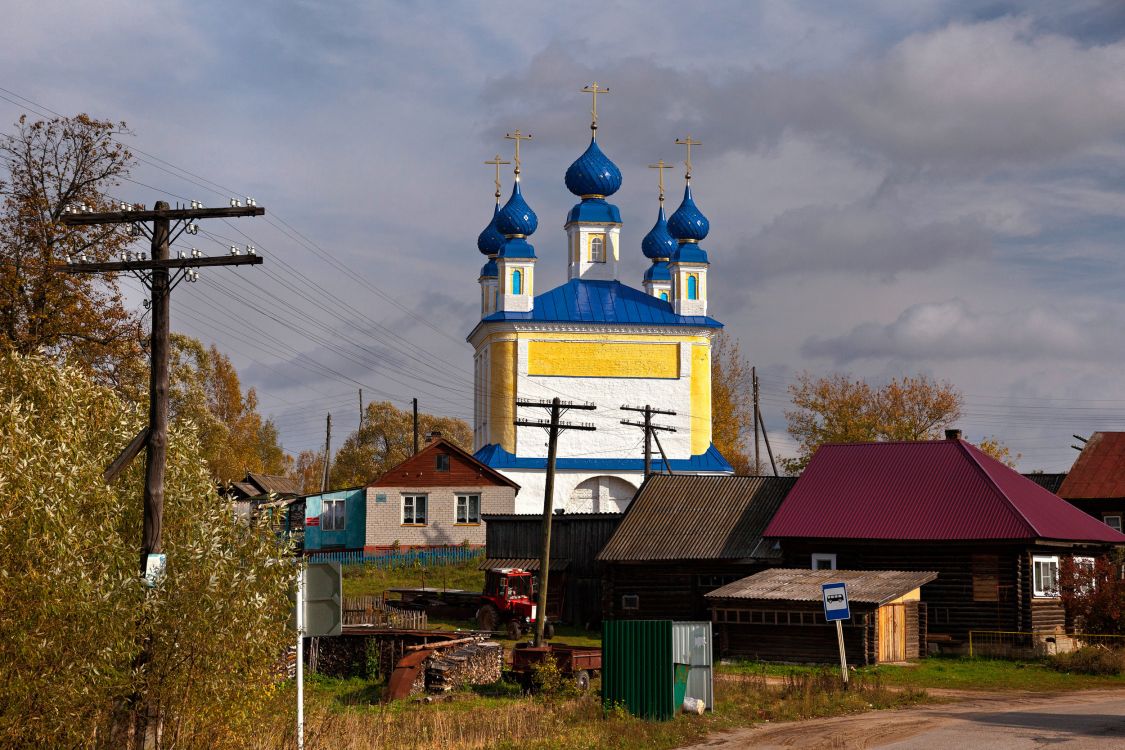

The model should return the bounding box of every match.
[1033,555,1059,598]
[1104,515,1122,532]
[402,494,428,525]
[811,553,837,571]
[322,499,345,531]
[589,233,606,263]
[455,493,481,524]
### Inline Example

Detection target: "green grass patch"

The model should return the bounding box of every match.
[341,557,485,597]
[719,655,1125,692]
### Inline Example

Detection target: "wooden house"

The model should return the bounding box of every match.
[597,475,798,622]
[303,487,366,552]
[707,568,936,664]
[225,471,302,520]
[1058,432,1125,533]
[480,511,623,627]
[764,432,1125,651]
[364,434,519,551]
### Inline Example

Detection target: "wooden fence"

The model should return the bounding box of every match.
[343,594,428,629]
[306,546,483,569]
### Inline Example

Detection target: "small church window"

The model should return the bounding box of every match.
[659,291,669,302]
[589,234,605,263]
[687,274,698,300]
[511,269,522,295]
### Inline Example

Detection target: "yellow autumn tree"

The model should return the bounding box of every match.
[784,372,963,472]
[711,332,755,474]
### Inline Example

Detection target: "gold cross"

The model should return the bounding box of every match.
[675,136,702,180]
[484,154,510,200]
[505,130,532,177]
[648,159,672,203]
[581,82,609,130]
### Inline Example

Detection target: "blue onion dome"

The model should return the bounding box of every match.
[479,258,498,279]
[667,184,710,242]
[644,260,671,282]
[496,181,538,237]
[641,205,676,260]
[564,137,622,198]
[477,204,505,256]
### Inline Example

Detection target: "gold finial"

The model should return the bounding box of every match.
[674,136,702,181]
[504,130,532,180]
[484,154,510,201]
[581,82,609,132]
[648,159,672,203]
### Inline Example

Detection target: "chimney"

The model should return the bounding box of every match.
[945,429,962,441]
[426,431,443,443]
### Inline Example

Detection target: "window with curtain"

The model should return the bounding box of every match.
[322,499,346,531]
[456,494,481,524]
[403,494,427,525]
[1033,555,1059,597]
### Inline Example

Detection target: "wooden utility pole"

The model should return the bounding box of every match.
[621,404,676,479]
[515,397,596,646]
[757,401,778,477]
[358,389,363,430]
[58,198,264,749]
[752,367,760,474]
[321,413,332,492]
[59,200,264,575]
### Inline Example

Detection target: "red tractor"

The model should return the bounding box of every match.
[475,568,554,640]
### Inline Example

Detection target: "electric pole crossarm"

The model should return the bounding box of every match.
[516,399,596,410]
[621,404,677,417]
[516,419,596,431]
[55,255,264,273]
[620,419,676,432]
[59,205,264,226]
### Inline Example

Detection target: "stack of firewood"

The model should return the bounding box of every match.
[425,641,503,692]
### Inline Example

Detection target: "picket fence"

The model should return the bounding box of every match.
[305,545,483,569]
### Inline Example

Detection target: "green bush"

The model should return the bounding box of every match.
[1050,646,1125,676]
[0,354,295,748]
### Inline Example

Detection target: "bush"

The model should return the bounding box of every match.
[528,654,577,698]
[1049,646,1125,676]
[0,354,295,748]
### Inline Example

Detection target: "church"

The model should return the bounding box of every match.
[467,91,732,513]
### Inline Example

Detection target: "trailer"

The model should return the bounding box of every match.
[509,642,602,691]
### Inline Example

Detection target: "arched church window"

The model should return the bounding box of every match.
[687,274,698,300]
[589,234,605,263]
[660,291,669,302]
[512,269,522,295]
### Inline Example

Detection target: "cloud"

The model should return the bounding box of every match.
[802,298,1125,364]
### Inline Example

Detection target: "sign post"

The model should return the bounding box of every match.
[822,582,850,687]
[296,565,304,750]
[291,561,342,750]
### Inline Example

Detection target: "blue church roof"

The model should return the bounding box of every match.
[475,442,734,473]
[566,197,622,225]
[480,279,721,328]
[643,260,671,282]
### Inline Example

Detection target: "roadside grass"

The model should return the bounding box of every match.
[341,557,485,597]
[718,656,1125,692]
[252,668,926,750]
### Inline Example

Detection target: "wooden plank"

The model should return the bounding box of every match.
[103,426,149,484]
[57,254,263,273]
[60,205,264,226]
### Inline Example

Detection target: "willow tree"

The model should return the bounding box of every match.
[0,353,294,748]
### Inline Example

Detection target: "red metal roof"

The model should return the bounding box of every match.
[764,439,1125,543]
[1059,432,1125,500]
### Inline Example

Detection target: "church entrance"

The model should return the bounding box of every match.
[569,476,637,513]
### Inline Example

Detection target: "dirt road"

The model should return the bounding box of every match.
[680,689,1125,749]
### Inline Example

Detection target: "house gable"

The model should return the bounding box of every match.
[368,438,520,490]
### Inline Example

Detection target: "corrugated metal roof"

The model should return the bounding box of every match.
[477,558,570,572]
[1023,472,1067,494]
[480,279,722,328]
[247,472,302,496]
[597,475,798,562]
[1059,432,1125,500]
[764,439,1125,543]
[706,568,938,605]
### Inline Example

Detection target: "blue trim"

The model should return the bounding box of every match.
[644,260,671,282]
[566,198,622,224]
[474,442,734,473]
[480,279,721,328]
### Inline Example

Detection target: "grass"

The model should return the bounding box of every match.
[718,655,1125,692]
[249,667,926,750]
[341,557,485,597]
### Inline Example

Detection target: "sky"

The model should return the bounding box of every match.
[4,0,1125,471]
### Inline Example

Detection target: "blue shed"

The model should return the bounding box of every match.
[302,487,366,552]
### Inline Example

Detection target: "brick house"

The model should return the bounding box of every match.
[364,434,520,551]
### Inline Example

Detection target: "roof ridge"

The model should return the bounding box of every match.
[955,439,1041,537]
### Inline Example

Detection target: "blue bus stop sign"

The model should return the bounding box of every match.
[822,582,850,622]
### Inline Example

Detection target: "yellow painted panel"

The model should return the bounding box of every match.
[528,341,679,379]
[690,342,712,454]
[489,340,517,451]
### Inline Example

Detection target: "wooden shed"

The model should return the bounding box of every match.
[707,568,937,664]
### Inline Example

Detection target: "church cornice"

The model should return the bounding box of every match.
[468,319,718,346]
